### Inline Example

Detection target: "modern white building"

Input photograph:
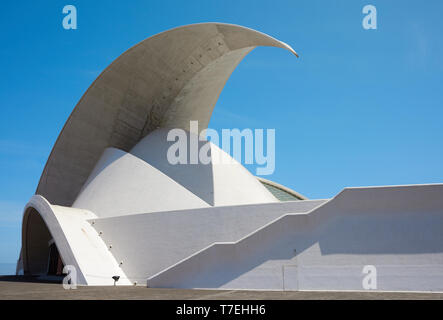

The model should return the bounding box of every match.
[17,23,443,291]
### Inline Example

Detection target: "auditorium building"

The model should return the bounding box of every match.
[17,23,443,291]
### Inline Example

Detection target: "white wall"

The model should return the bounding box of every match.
[146,184,443,292]
[91,200,326,283]
[24,184,443,291]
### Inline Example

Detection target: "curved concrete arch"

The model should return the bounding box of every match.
[36,23,298,206]
[21,195,130,285]
[22,196,77,277]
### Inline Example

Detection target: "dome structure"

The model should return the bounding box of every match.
[72,128,279,218]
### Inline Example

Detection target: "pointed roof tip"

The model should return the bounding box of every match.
[278,40,299,58]
[174,23,300,58]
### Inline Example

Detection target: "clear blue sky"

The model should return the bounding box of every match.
[1,0,443,265]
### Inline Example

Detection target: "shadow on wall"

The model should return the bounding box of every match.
[318,213,443,255]
[130,129,215,205]
[148,186,443,289]
[22,208,53,275]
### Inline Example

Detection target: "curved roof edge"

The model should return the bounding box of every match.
[257,177,308,200]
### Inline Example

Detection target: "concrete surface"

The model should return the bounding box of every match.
[0,277,442,300]
[72,146,211,217]
[91,200,326,282]
[73,129,279,218]
[21,184,443,290]
[147,184,443,291]
[36,23,296,207]
[20,196,131,285]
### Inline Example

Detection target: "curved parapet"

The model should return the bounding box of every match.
[36,23,298,206]
[21,195,130,285]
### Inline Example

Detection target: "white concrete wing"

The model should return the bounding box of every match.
[36,23,297,207]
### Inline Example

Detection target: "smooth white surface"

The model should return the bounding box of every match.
[91,200,326,282]
[73,128,278,217]
[22,195,130,285]
[146,184,443,291]
[22,184,443,291]
[129,128,278,207]
[73,146,210,217]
